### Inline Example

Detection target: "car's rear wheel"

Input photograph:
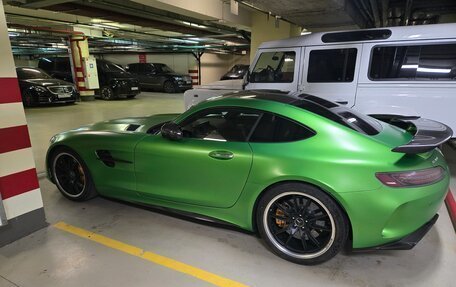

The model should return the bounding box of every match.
[163,81,177,93]
[256,183,348,265]
[51,147,97,201]
[100,86,115,100]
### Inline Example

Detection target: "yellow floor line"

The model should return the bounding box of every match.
[54,221,248,287]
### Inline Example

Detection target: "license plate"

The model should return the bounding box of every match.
[131,87,139,91]
[186,81,192,84]
[58,94,71,98]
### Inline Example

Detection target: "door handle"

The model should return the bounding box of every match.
[335,100,348,105]
[209,150,234,160]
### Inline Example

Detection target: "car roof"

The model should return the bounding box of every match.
[221,90,298,104]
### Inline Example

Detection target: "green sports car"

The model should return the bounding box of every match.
[46,91,452,265]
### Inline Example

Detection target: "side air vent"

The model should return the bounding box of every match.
[126,124,141,131]
[96,150,133,168]
[96,150,115,167]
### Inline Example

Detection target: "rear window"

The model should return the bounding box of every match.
[370,43,456,81]
[294,97,382,135]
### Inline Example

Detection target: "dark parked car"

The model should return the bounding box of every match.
[16,67,78,107]
[220,64,249,80]
[38,57,140,100]
[126,63,192,93]
[96,59,140,100]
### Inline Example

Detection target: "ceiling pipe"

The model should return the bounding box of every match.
[369,0,381,27]
[402,0,414,26]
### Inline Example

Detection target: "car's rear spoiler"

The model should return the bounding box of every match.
[390,118,453,154]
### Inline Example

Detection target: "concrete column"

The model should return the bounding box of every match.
[69,34,95,101]
[0,1,46,247]
[250,11,302,62]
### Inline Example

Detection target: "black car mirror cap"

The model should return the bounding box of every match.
[161,122,183,141]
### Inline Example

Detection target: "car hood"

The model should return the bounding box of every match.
[23,78,72,86]
[74,113,180,134]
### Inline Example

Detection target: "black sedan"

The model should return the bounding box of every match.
[16,67,78,107]
[126,63,192,93]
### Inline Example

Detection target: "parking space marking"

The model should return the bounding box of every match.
[53,221,249,287]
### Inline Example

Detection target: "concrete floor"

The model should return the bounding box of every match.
[1,92,455,287]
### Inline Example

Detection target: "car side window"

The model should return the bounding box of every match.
[250,51,296,83]
[249,113,315,143]
[307,48,357,82]
[370,43,456,80]
[181,108,261,142]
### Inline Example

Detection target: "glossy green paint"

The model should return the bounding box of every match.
[47,97,450,248]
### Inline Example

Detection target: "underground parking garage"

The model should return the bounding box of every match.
[1,0,456,286]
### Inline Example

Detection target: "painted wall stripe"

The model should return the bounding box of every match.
[0,148,36,178]
[0,168,39,200]
[0,102,27,129]
[0,125,32,154]
[0,78,22,104]
[3,188,43,220]
[445,189,456,232]
[54,222,248,287]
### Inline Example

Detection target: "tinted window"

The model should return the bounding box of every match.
[39,58,53,71]
[294,99,382,136]
[98,61,126,72]
[181,109,261,142]
[127,64,138,73]
[250,113,314,143]
[307,48,357,82]
[370,44,456,80]
[250,51,295,83]
[56,59,71,70]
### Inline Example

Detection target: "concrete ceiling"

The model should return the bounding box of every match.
[4,0,251,55]
[240,0,456,30]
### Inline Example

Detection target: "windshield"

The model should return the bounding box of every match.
[99,61,126,73]
[17,68,53,79]
[250,51,295,83]
[155,64,175,73]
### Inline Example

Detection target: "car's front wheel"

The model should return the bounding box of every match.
[256,183,348,265]
[100,86,115,100]
[163,81,177,93]
[51,147,97,201]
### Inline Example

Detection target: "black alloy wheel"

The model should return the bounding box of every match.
[100,86,115,100]
[51,147,97,201]
[257,183,348,265]
[163,81,177,93]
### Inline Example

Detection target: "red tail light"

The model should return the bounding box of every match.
[376,166,445,187]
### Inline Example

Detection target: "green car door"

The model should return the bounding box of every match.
[134,108,261,208]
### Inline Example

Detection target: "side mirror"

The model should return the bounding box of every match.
[161,122,183,141]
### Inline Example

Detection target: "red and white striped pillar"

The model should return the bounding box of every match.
[0,2,46,246]
[69,34,96,100]
[188,68,199,85]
